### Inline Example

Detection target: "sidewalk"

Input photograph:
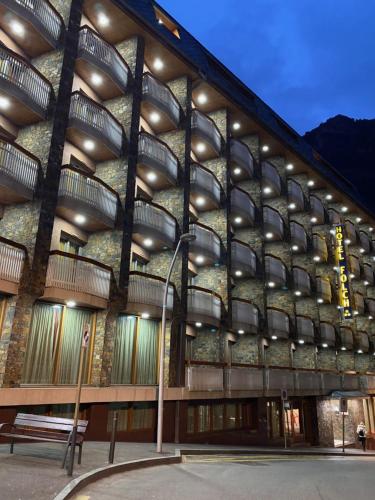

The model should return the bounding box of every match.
[0,441,374,500]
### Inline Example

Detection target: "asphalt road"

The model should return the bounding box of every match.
[74,454,375,500]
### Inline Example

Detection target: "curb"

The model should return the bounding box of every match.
[54,455,181,500]
[179,448,375,457]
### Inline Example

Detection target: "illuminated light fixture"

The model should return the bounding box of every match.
[307,180,315,187]
[153,58,164,71]
[322,343,328,348]
[195,255,205,264]
[262,145,269,152]
[143,238,153,247]
[353,310,359,316]
[150,112,161,123]
[83,139,95,151]
[146,171,157,182]
[0,96,11,110]
[74,214,86,225]
[360,248,365,254]
[373,256,375,261]
[195,196,206,207]
[195,322,202,327]
[158,18,163,24]
[197,93,207,105]
[341,346,347,351]
[52,304,61,309]
[66,300,76,308]
[356,217,362,223]
[196,142,206,153]
[349,273,355,279]
[268,281,275,288]
[233,167,242,175]
[141,312,150,319]
[235,270,243,277]
[369,227,374,232]
[10,20,25,36]
[263,187,272,195]
[369,315,374,320]
[344,239,351,245]
[310,217,317,223]
[357,349,363,354]
[333,266,339,272]
[286,163,294,171]
[91,73,103,86]
[329,229,336,235]
[341,206,348,212]
[292,245,299,251]
[313,255,321,262]
[97,12,110,27]
[295,291,302,297]
[364,281,370,286]
[325,194,333,201]
[288,203,296,210]
[298,339,305,344]
[238,329,245,334]
[317,298,324,304]
[265,232,273,239]
[271,335,278,340]
[234,216,242,224]
[233,122,241,131]
[337,305,342,310]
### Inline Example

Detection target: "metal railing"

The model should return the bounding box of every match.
[312,234,328,261]
[231,241,256,276]
[134,200,176,242]
[316,277,332,303]
[232,300,259,333]
[296,316,314,342]
[189,224,221,261]
[293,267,311,295]
[138,133,178,182]
[319,322,336,346]
[59,169,117,223]
[187,288,221,321]
[230,139,254,177]
[142,73,180,124]
[265,256,286,287]
[231,188,255,224]
[263,206,284,239]
[290,222,307,251]
[69,93,123,152]
[0,46,51,113]
[310,196,325,223]
[191,109,221,152]
[0,240,25,283]
[267,309,290,338]
[127,273,174,311]
[287,180,304,209]
[78,28,129,90]
[0,140,38,192]
[46,253,111,299]
[262,162,281,193]
[190,164,221,205]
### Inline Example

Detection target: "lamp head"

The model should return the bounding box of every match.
[180,233,196,243]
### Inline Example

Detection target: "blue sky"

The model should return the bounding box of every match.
[159,0,375,134]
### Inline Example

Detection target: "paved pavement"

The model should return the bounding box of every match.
[74,455,375,500]
[0,441,374,500]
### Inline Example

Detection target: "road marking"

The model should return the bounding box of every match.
[183,454,373,464]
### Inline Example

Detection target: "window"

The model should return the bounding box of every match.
[225,403,237,429]
[154,6,180,38]
[198,405,210,432]
[107,403,155,432]
[60,234,83,255]
[130,257,147,273]
[0,296,6,340]
[212,404,224,431]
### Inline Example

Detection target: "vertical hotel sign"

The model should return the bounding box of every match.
[334,225,352,319]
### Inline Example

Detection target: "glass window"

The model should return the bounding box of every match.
[225,403,237,429]
[198,405,210,433]
[212,404,224,431]
[187,405,195,434]
[60,235,82,255]
[132,403,155,430]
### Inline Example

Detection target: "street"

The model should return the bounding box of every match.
[74,454,375,500]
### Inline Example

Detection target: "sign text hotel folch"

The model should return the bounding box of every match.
[335,224,353,319]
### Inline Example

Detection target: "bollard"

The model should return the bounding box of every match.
[109,411,118,464]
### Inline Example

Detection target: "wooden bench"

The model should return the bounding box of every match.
[0,413,88,467]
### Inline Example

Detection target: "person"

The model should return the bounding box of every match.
[357,422,367,451]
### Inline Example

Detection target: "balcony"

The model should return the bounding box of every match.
[342,374,360,391]
[186,365,224,392]
[0,46,52,125]
[225,367,263,392]
[316,277,332,303]
[189,223,221,266]
[363,264,374,286]
[312,234,328,263]
[67,92,124,161]
[296,316,315,344]
[265,255,287,288]
[345,220,357,245]
[319,322,336,347]
[231,298,259,334]
[356,332,370,354]
[290,221,308,253]
[133,200,176,251]
[359,231,371,254]
[263,206,284,240]
[296,371,321,394]
[328,208,341,225]
[142,73,181,133]
[322,372,341,392]
[266,308,290,340]
[288,179,305,211]
[230,139,254,181]
[354,292,365,315]
[0,0,63,57]
[126,271,174,319]
[191,109,222,161]
[0,139,39,203]
[366,298,375,318]
[340,327,353,351]
[262,161,281,197]
[76,26,130,100]
[310,196,325,225]
[267,368,294,392]
[0,237,25,294]
[137,132,178,189]
[231,240,257,278]
[190,163,221,211]
[57,167,118,231]
[230,187,256,227]
[293,267,311,296]
[349,254,360,278]
[187,286,222,327]
[43,251,111,309]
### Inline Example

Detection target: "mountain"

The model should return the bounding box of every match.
[304,115,375,212]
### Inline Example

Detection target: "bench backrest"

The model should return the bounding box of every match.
[14,413,88,434]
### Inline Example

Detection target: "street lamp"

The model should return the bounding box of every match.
[156,232,196,453]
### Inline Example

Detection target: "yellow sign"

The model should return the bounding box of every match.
[335,225,352,319]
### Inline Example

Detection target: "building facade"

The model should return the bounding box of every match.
[0,0,375,447]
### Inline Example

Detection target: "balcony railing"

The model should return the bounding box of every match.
[319,322,336,346]
[231,241,257,278]
[45,251,111,300]
[187,287,222,327]
[142,73,180,128]
[312,234,328,262]
[0,46,51,121]
[127,272,174,317]
[356,332,369,353]
[190,163,221,208]
[290,222,308,252]
[189,224,221,264]
[232,298,259,334]
[328,208,341,225]
[265,255,287,288]
[316,277,332,303]
[310,196,325,224]
[0,140,39,202]
[288,179,305,211]
[0,238,25,290]
[2,0,63,51]
[359,231,371,254]
[191,109,221,156]
[354,292,365,315]
[349,254,360,278]
[186,365,224,391]
[230,139,254,179]
[262,161,281,196]
[58,168,118,229]
[138,133,178,186]
[363,264,374,285]
[296,316,315,344]
[225,367,263,391]
[366,298,375,316]
[78,27,130,94]
[345,220,357,244]
[133,200,176,249]
[68,92,124,158]
[293,267,311,296]
[263,206,284,240]
[340,327,354,350]
[231,187,256,227]
[266,308,290,340]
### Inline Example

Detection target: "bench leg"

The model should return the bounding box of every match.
[10,439,14,454]
[62,435,71,469]
[78,443,82,465]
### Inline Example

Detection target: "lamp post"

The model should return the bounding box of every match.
[156,232,196,453]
